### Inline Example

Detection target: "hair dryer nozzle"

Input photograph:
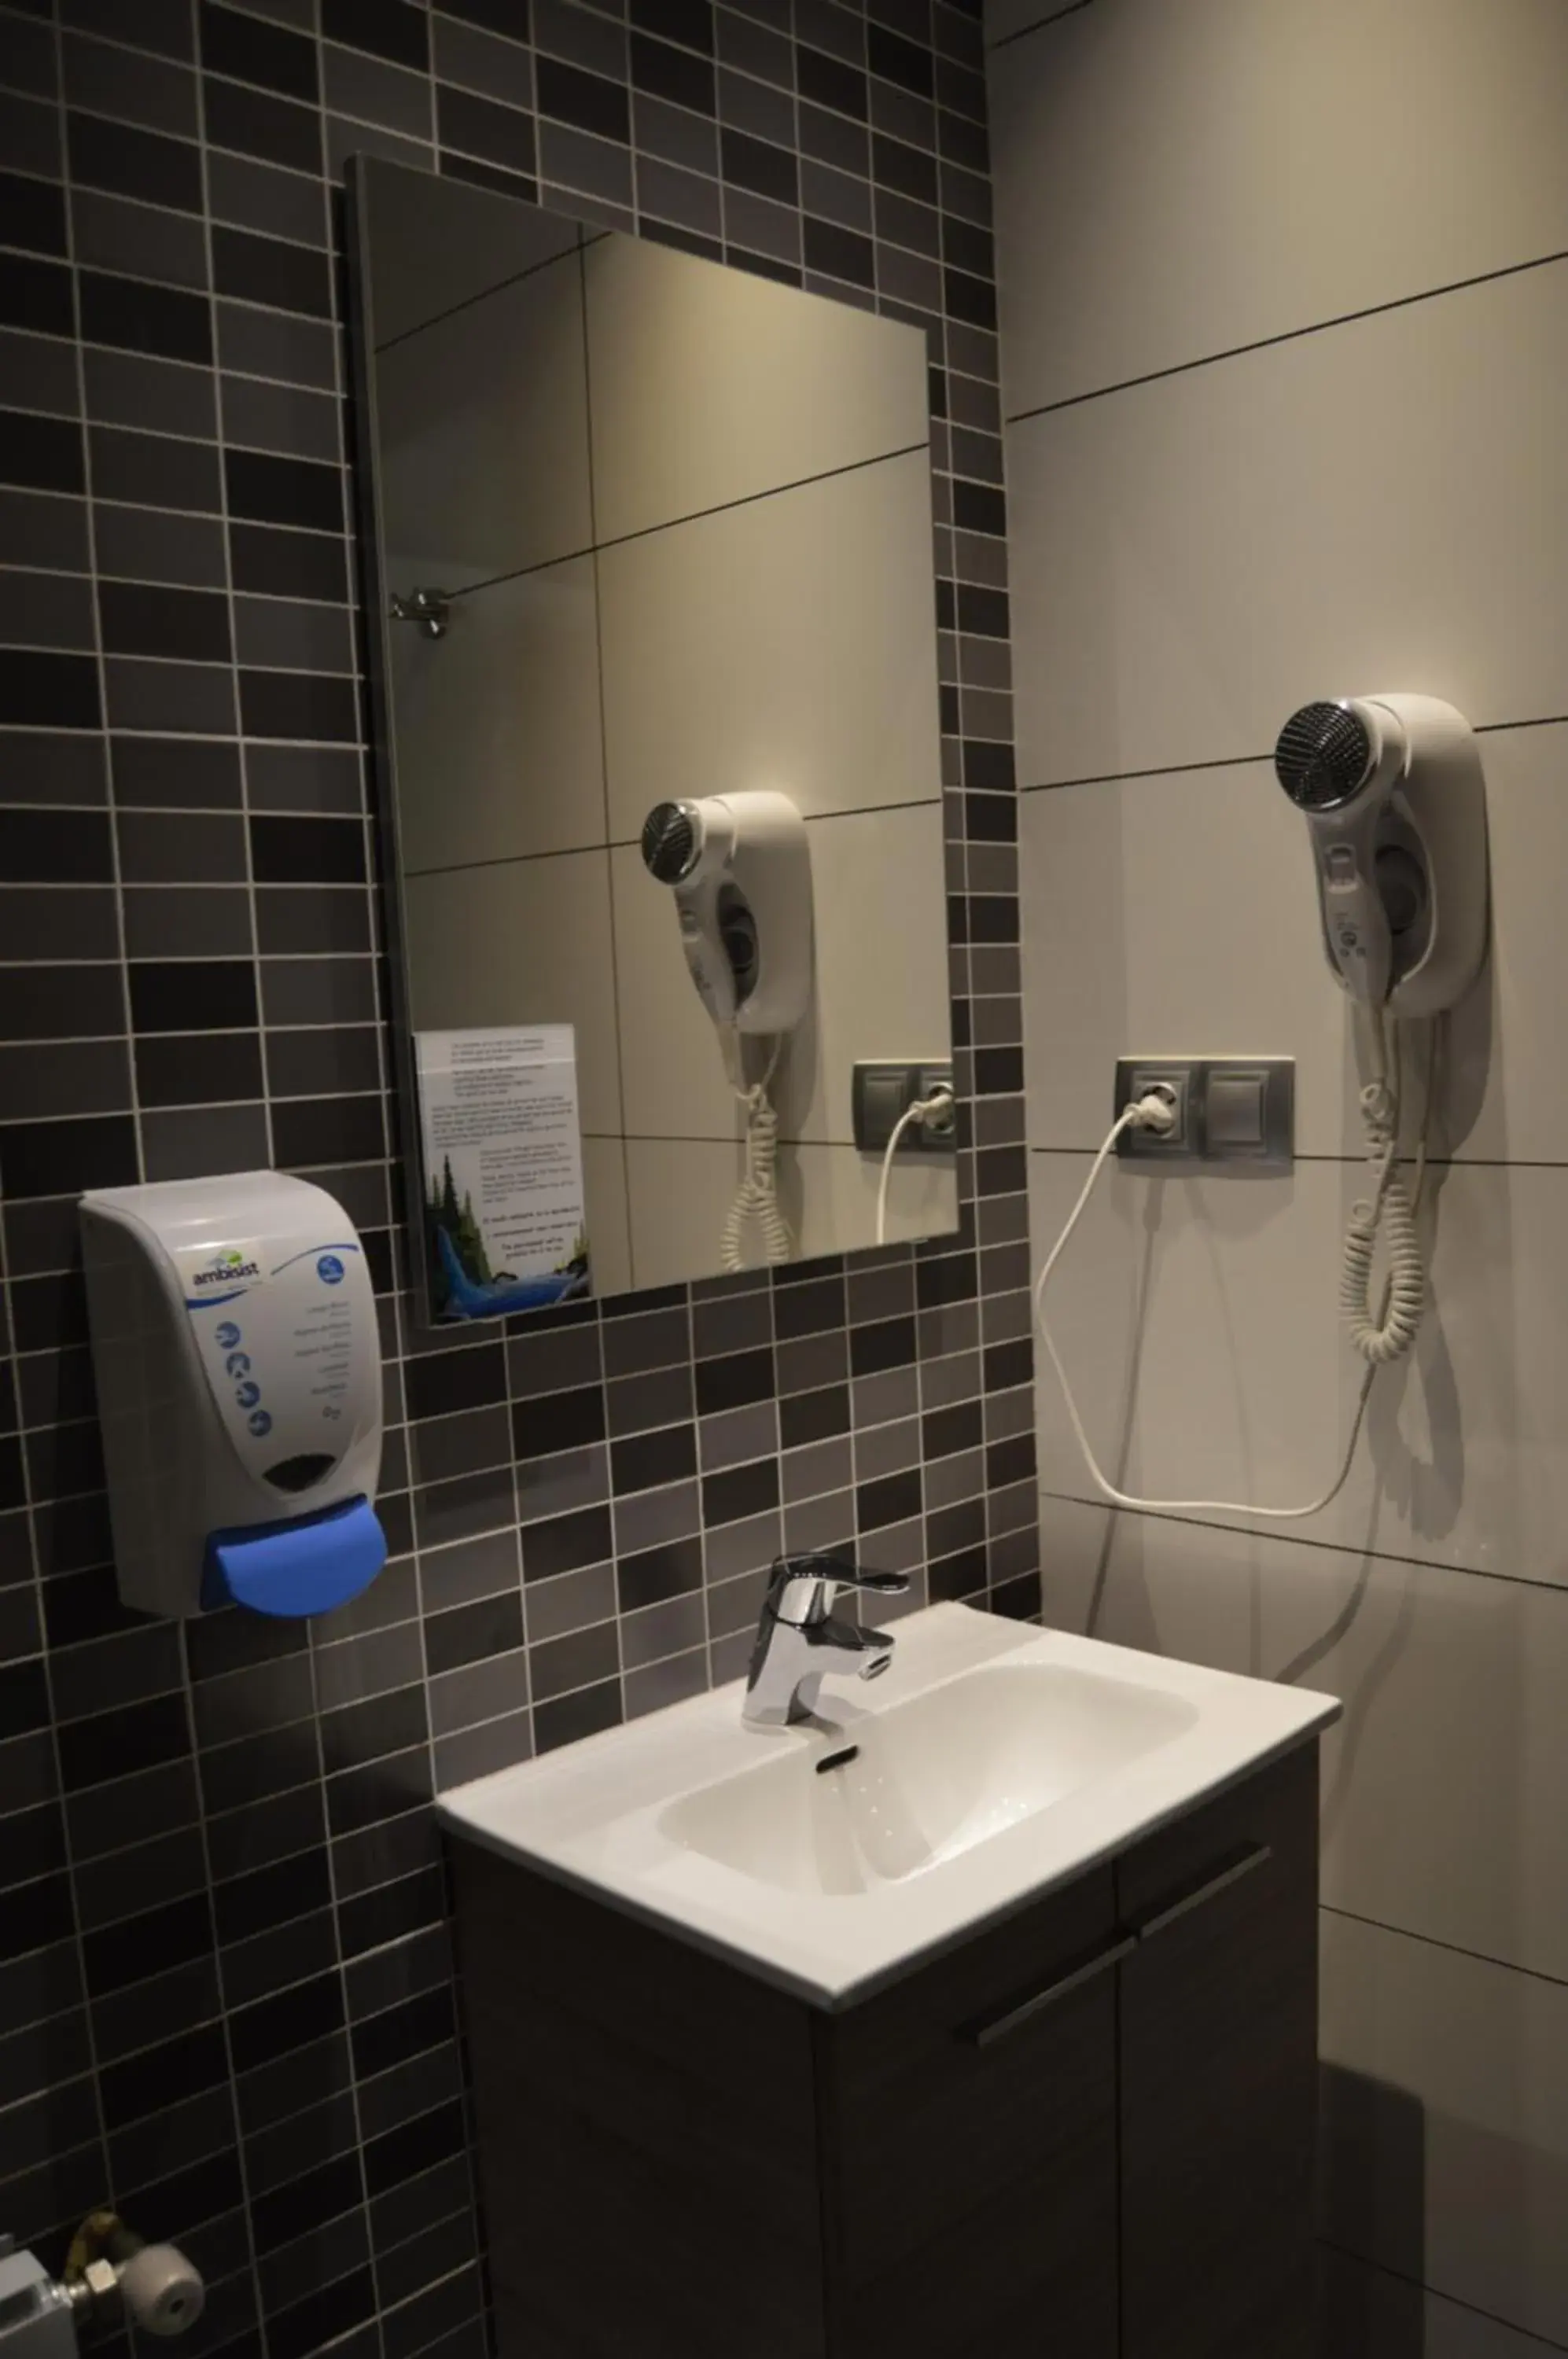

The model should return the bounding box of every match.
[642,800,699,883]
[1273,701,1375,811]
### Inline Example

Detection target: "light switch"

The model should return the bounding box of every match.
[1206,1071,1267,1148]
[865,1071,908,1135]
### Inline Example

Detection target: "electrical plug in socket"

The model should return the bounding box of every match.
[915,1065,956,1138]
[852,1061,957,1154]
[1116,1062,1191,1155]
[1113,1058,1294,1168]
[1135,1082,1180,1135]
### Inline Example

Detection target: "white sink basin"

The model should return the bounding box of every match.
[661,1662,1198,1896]
[436,1603,1338,2007]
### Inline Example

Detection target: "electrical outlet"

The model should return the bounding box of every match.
[1118,1062,1192,1154]
[1113,1058,1294,1168]
[915,1065,956,1138]
[852,1061,956,1154]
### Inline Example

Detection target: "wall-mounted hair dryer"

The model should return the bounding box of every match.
[1272,692,1489,1014]
[1034,688,1492,1529]
[640,789,812,1035]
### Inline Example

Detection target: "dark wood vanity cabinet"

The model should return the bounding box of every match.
[1117,1749,1319,2359]
[449,1739,1320,2359]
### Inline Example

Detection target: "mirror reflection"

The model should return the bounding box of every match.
[350,159,956,1323]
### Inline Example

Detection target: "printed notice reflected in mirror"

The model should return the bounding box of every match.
[415,1026,591,1320]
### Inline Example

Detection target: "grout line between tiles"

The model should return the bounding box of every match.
[987,5,1096,54]
[1006,244,1568,425]
[1320,1901,1568,1997]
[1314,2234,1568,2354]
[1026,1143,1568,1173]
[1018,709,1568,798]
[1036,1481,1568,1600]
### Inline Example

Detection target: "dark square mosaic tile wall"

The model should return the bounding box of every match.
[0,1,1034,2353]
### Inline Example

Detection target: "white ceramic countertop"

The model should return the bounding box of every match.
[436,1602,1340,2008]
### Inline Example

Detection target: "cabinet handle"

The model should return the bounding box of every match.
[957,1933,1139,2048]
[955,1842,1274,2045]
[1129,1842,1273,1943]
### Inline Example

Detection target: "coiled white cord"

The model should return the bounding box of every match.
[720,1035,792,1271]
[1341,1014,1426,1364]
[1034,1010,1433,1521]
[875,1088,955,1246]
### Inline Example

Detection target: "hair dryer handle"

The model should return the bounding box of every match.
[1313,815,1393,1003]
[1321,865,1393,1002]
[677,894,737,1025]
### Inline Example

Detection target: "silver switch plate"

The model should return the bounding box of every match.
[1113,1058,1294,1169]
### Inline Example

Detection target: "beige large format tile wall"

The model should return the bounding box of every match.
[369,186,953,1286]
[989,0,1568,2346]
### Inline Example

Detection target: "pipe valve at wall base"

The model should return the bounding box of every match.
[0,2217,204,2359]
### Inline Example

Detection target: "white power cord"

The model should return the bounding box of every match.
[1341,1010,1427,1363]
[720,1033,792,1271]
[875,1087,955,1245]
[1034,1010,1434,1521]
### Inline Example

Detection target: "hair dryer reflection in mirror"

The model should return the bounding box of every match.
[641,790,814,1268]
[640,789,813,1032]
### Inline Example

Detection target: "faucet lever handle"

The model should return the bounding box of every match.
[765,1552,910,1627]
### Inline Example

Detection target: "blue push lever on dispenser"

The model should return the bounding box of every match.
[203,1496,388,1617]
[80,1173,387,1619]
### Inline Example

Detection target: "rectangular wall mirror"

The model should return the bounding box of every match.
[348,157,956,1324]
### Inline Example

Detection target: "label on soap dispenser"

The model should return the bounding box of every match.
[176,1231,375,1486]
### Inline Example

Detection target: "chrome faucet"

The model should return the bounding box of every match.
[742,1551,911,1730]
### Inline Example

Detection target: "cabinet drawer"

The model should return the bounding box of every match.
[817,1866,1121,2280]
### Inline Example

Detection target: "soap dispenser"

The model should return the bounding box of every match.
[79,1172,386,1618]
